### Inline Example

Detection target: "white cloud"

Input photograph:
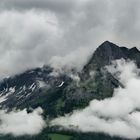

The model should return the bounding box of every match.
[51,60,140,139]
[0,107,45,136]
[0,10,63,78]
[49,47,92,72]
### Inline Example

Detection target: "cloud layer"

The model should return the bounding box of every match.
[51,60,140,139]
[0,107,45,136]
[0,0,139,78]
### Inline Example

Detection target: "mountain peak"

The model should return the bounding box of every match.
[88,41,126,67]
[83,41,140,72]
[101,40,113,45]
[129,46,139,53]
[99,40,119,50]
[83,41,140,74]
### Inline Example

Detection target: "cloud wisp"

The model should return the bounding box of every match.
[0,107,45,136]
[51,59,140,139]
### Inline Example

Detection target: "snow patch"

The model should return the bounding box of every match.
[0,95,7,103]
[58,81,64,87]
[9,87,16,93]
[29,83,35,90]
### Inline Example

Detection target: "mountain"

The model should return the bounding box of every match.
[84,41,140,71]
[1,41,140,140]
[0,66,72,116]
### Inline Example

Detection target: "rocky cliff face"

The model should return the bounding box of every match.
[84,41,140,73]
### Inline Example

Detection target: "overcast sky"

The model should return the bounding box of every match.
[0,0,140,77]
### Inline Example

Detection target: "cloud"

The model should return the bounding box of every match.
[1,0,140,46]
[0,10,63,78]
[0,107,45,136]
[0,1,139,78]
[51,60,140,139]
[49,47,92,72]
[0,8,93,79]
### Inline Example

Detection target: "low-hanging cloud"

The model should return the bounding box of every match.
[49,47,92,72]
[0,107,45,136]
[51,59,140,139]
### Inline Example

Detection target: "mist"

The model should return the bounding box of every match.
[0,107,45,136]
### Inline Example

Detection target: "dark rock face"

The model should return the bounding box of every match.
[0,66,72,117]
[84,41,140,73]
[91,41,127,65]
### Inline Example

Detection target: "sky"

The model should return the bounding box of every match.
[0,0,139,78]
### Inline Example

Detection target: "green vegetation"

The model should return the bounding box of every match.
[0,129,130,140]
[48,133,72,140]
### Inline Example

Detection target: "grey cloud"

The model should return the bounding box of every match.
[49,47,92,72]
[0,0,76,15]
[110,0,140,46]
[0,10,64,78]
[0,0,139,78]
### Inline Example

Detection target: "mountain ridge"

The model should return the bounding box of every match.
[0,41,140,140]
[1,41,140,112]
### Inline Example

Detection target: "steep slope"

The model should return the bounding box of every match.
[0,66,72,116]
